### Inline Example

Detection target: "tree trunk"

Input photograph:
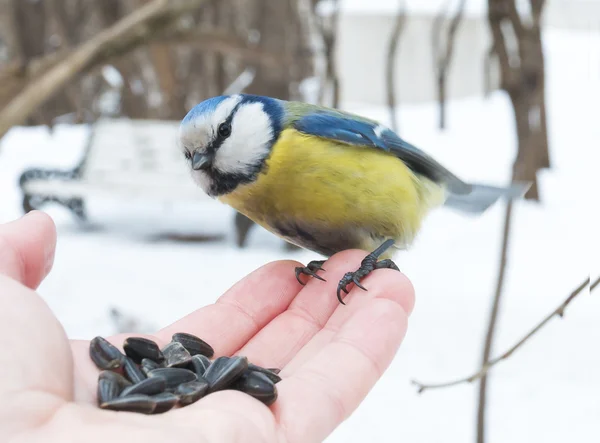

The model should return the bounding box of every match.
[487,0,549,201]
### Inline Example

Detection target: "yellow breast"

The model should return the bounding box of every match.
[219,128,446,251]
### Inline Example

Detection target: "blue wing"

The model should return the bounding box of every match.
[292,112,472,195]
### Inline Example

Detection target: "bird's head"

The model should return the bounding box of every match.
[179,94,284,197]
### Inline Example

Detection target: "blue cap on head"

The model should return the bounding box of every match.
[182,95,229,126]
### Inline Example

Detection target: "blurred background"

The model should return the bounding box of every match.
[0,0,597,442]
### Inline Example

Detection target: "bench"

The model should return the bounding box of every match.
[18,117,216,222]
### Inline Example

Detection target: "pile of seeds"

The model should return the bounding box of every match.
[90,332,281,414]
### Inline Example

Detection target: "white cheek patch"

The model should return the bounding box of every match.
[190,170,213,195]
[213,102,274,175]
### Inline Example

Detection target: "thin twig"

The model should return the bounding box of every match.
[591,276,599,291]
[412,276,592,393]
[432,0,466,129]
[477,198,513,443]
[385,0,406,133]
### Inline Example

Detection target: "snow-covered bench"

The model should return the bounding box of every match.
[18,118,214,222]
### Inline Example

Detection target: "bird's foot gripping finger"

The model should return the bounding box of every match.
[336,240,400,305]
[295,260,327,285]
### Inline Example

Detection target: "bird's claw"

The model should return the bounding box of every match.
[335,240,400,305]
[336,269,370,305]
[295,260,327,285]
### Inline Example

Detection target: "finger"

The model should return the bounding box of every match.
[156,260,303,356]
[274,297,409,443]
[0,211,57,289]
[233,250,381,368]
[282,267,414,374]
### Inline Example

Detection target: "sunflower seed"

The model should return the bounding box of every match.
[91,333,281,414]
[120,376,167,397]
[89,336,125,370]
[148,367,197,390]
[162,342,192,368]
[100,394,156,414]
[123,337,164,364]
[175,379,209,406]
[234,371,278,406]
[123,356,146,384]
[151,392,179,414]
[97,371,130,404]
[204,356,248,393]
[141,358,164,376]
[189,354,212,378]
[172,332,214,358]
[248,363,282,384]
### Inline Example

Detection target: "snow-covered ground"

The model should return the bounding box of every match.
[0,29,598,442]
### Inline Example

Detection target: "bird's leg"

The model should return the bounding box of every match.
[337,239,400,305]
[295,260,327,285]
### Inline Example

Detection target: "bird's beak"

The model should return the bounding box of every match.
[192,152,212,171]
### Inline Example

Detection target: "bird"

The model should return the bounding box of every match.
[178,94,529,304]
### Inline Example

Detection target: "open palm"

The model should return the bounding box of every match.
[0,211,414,443]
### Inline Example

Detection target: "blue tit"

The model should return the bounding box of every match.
[178,94,529,304]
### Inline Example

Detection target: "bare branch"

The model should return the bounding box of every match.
[385,0,406,133]
[412,276,591,393]
[0,0,210,140]
[487,0,516,91]
[432,0,466,129]
[476,199,513,443]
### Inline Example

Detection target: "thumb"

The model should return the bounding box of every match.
[0,211,57,289]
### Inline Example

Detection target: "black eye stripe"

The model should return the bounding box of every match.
[207,102,243,154]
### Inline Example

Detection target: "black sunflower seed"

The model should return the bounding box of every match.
[148,367,197,390]
[123,356,146,384]
[175,379,209,406]
[204,356,248,393]
[189,354,212,378]
[247,363,282,384]
[89,336,125,370]
[97,371,131,405]
[162,342,192,368]
[100,394,156,414]
[151,392,179,414]
[234,371,278,406]
[120,376,167,397]
[123,337,164,364]
[172,332,214,358]
[267,368,281,375]
[141,358,163,376]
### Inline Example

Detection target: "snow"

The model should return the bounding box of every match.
[1,29,598,442]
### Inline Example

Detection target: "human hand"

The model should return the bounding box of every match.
[0,211,414,443]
